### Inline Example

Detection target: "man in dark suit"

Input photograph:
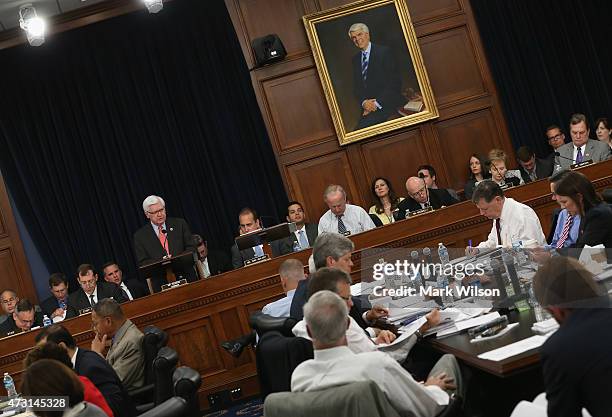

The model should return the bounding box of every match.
[0,299,43,337]
[516,145,553,183]
[417,165,461,202]
[37,324,136,417]
[231,207,282,268]
[133,195,196,291]
[349,23,403,130]
[397,176,458,219]
[40,273,77,322]
[533,256,612,417]
[192,234,231,278]
[102,262,149,300]
[554,113,612,170]
[68,264,128,314]
[278,201,319,255]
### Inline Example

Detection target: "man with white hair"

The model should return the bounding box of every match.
[318,185,375,235]
[292,290,462,417]
[133,195,196,292]
[348,22,403,130]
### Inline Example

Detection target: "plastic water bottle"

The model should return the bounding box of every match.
[437,243,450,265]
[437,243,453,305]
[59,299,67,310]
[43,314,52,327]
[3,372,17,398]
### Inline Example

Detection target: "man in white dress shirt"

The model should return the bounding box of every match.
[291,290,462,417]
[262,259,306,317]
[318,185,375,235]
[467,180,546,254]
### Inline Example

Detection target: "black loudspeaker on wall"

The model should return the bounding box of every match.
[251,34,287,67]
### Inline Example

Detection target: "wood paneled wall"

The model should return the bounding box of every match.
[226,0,513,219]
[0,172,36,303]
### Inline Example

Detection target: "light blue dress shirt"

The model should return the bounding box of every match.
[261,289,296,317]
[549,209,581,248]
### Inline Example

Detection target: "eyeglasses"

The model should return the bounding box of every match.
[548,134,564,141]
[147,207,165,215]
[409,186,427,197]
[338,295,351,302]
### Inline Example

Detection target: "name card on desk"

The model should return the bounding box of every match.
[79,307,92,315]
[407,206,434,218]
[161,279,188,291]
[244,255,270,266]
[571,160,593,169]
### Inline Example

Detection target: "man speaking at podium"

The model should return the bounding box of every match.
[133,195,196,292]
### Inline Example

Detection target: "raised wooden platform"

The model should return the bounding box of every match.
[1,160,610,409]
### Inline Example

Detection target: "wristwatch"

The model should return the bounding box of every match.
[414,329,423,341]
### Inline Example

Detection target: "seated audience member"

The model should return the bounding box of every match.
[397,176,458,218]
[464,154,489,200]
[278,201,319,255]
[291,290,461,417]
[467,180,545,253]
[318,185,375,235]
[90,299,144,391]
[68,264,128,314]
[516,145,553,183]
[486,149,524,187]
[554,171,612,261]
[290,233,384,329]
[133,195,197,291]
[102,262,148,300]
[533,256,612,417]
[0,298,43,336]
[595,117,611,148]
[231,207,282,268]
[292,268,440,363]
[24,342,114,417]
[417,164,460,201]
[21,359,108,417]
[40,273,77,322]
[263,259,306,317]
[548,170,580,249]
[0,289,19,324]
[368,177,404,225]
[554,113,612,170]
[545,124,567,154]
[37,324,135,417]
[193,234,231,278]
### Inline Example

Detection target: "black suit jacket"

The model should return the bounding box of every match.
[541,307,612,417]
[231,241,283,269]
[133,217,196,289]
[576,203,612,262]
[74,348,136,417]
[518,157,554,183]
[278,223,319,255]
[68,281,128,313]
[396,188,459,219]
[123,279,149,300]
[205,250,232,276]
[40,296,77,320]
[0,311,43,337]
[352,43,403,129]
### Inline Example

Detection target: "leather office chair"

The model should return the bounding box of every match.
[130,326,169,400]
[173,366,202,417]
[137,396,188,417]
[255,330,313,398]
[436,394,464,417]
[264,380,400,417]
[602,189,612,204]
[249,311,298,338]
[136,346,180,413]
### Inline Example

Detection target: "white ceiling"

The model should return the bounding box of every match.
[0,0,106,31]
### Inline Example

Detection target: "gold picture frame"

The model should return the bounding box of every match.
[303,0,438,145]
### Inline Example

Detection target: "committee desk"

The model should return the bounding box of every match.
[1,160,611,409]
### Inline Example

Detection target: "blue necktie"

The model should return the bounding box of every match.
[361,51,368,81]
[253,245,264,257]
[298,230,309,249]
[576,147,583,163]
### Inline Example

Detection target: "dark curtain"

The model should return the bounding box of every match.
[0,0,287,290]
[470,0,612,158]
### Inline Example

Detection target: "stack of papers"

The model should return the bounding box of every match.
[531,318,559,334]
[423,308,497,338]
[478,334,549,361]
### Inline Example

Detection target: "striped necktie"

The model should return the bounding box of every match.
[556,214,574,248]
[361,51,368,81]
[575,147,583,163]
[337,215,347,234]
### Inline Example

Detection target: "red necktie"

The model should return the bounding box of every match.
[158,226,168,254]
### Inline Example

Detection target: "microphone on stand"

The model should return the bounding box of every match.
[554,152,575,164]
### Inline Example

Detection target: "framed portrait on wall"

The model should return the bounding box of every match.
[303,0,438,145]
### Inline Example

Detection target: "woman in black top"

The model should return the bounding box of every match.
[464,154,489,200]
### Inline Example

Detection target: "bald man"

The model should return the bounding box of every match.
[397,176,457,218]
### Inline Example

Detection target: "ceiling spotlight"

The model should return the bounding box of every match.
[19,4,46,47]
[143,0,163,14]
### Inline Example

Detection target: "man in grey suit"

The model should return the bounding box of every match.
[278,201,318,255]
[554,113,612,170]
[91,299,144,391]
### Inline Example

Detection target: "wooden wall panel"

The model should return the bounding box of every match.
[0,249,20,296]
[435,109,503,190]
[226,0,513,224]
[263,69,335,153]
[419,26,487,108]
[360,129,428,198]
[167,317,226,375]
[286,151,360,220]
